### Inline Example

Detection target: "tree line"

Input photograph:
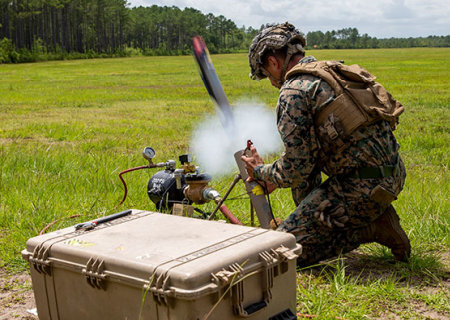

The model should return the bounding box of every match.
[0,0,259,63]
[306,28,449,49]
[0,1,448,63]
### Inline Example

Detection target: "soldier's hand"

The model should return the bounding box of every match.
[262,180,278,194]
[241,146,278,194]
[313,200,349,228]
[241,146,264,180]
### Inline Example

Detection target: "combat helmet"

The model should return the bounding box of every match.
[249,22,306,83]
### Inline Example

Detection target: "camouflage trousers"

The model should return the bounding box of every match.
[277,158,406,267]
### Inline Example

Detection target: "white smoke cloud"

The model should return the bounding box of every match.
[191,103,282,176]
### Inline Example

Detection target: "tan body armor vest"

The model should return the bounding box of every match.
[285,61,404,152]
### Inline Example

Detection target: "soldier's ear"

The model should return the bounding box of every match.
[266,55,281,70]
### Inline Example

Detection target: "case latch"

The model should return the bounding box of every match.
[149,272,172,305]
[212,268,241,285]
[30,244,51,275]
[274,245,299,261]
[82,257,106,289]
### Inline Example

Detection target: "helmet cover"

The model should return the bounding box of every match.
[249,22,306,80]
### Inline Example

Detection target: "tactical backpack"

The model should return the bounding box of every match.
[285,61,404,151]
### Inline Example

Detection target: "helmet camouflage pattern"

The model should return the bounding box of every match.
[249,22,306,80]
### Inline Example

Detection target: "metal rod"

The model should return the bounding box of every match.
[75,210,132,231]
[208,174,241,221]
[234,150,272,229]
[250,202,255,227]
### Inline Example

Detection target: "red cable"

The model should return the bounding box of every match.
[118,165,150,205]
[219,204,243,225]
[39,166,148,235]
[39,214,81,235]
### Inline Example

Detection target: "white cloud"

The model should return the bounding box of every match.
[128,0,450,37]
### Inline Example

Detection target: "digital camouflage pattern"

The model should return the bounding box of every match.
[255,56,406,266]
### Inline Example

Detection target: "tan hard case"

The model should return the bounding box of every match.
[22,210,301,320]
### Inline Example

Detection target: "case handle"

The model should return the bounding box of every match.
[244,300,268,315]
[232,245,300,317]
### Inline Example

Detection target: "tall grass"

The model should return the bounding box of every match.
[0,48,448,318]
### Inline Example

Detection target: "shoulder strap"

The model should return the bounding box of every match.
[286,60,344,95]
[286,60,404,131]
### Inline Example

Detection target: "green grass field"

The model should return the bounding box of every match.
[1,48,449,319]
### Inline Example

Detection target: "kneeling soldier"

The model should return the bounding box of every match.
[242,22,411,266]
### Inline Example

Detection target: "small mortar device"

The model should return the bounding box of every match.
[119,147,241,224]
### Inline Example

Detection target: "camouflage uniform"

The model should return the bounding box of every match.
[254,56,406,266]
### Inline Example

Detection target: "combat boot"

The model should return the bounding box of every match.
[359,205,411,262]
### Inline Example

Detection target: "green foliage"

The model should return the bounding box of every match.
[3,1,447,65]
[0,37,19,63]
[306,28,450,49]
[127,6,249,54]
[0,1,259,63]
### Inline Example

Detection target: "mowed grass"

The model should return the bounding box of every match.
[1,48,449,318]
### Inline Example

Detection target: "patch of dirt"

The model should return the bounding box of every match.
[312,250,450,319]
[0,269,36,320]
[0,137,75,146]
[378,298,450,320]
[336,250,449,286]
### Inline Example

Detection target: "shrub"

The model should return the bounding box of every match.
[0,38,19,63]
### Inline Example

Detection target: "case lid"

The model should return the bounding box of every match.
[23,210,300,299]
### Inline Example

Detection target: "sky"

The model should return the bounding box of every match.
[127,0,449,38]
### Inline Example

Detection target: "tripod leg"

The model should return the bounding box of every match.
[250,202,255,227]
[208,174,242,221]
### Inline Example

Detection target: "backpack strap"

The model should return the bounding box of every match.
[286,60,404,147]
